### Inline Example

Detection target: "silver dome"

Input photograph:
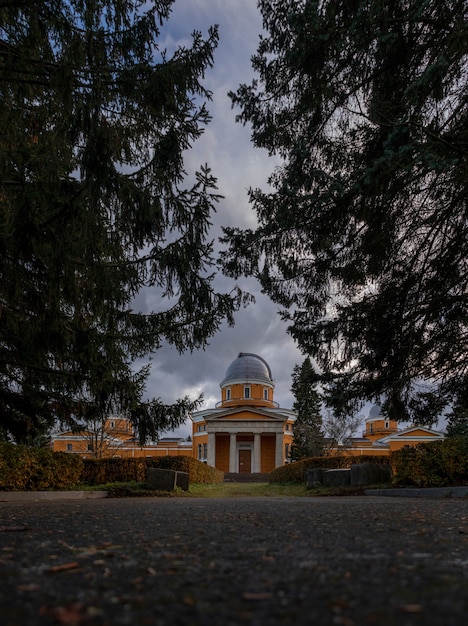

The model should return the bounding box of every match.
[220,353,273,387]
[369,404,382,418]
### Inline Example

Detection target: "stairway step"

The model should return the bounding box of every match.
[224,473,270,483]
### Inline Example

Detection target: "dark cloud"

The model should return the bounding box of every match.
[139,1,303,437]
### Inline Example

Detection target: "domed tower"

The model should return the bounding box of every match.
[363,404,398,441]
[219,352,276,408]
[191,351,296,474]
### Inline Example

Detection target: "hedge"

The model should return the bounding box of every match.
[81,457,148,485]
[269,455,391,484]
[0,443,224,490]
[0,443,83,491]
[270,439,468,488]
[81,455,224,486]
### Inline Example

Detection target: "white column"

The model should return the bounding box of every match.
[207,432,216,467]
[253,433,261,473]
[275,432,284,468]
[229,433,237,472]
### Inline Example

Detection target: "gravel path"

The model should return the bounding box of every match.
[1,496,467,625]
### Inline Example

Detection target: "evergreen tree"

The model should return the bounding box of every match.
[320,374,362,454]
[0,1,239,443]
[222,0,467,417]
[290,357,323,459]
[446,378,468,438]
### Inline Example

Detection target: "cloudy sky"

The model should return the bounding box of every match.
[130,0,447,438]
[135,0,312,438]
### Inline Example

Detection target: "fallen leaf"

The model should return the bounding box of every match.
[39,603,87,625]
[400,604,424,613]
[242,592,273,600]
[46,562,80,574]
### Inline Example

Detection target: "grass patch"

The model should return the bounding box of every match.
[186,482,310,498]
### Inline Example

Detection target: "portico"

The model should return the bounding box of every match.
[206,416,285,472]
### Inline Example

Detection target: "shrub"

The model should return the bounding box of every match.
[0,443,83,490]
[391,437,468,487]
[81,457,147,485]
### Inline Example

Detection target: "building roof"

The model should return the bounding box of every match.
[220,352,274,387]
[369,404,382,419]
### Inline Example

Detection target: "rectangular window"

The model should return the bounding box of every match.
[203,443,208,459]
[87,444,93,451]
[244,386,250,399]
[198,444,202,460]
[66,444,73,451]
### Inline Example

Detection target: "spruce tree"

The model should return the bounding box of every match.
[222,0,467,417]
[0,1,238,443]
[446,378,468,438]
[290,357,323,459]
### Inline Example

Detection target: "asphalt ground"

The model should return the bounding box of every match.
[1,496,467,626]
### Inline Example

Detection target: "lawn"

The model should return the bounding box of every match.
[186,482,310,498]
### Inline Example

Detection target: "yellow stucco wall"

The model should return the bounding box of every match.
[221,382,274,408]
[342,447,390,457]
[52,423,193,459]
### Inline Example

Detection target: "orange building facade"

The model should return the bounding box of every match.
[52,417,192,459]
[191,353,296,473]
[337,404,445,456]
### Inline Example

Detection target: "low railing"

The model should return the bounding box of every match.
[362,427,396,438]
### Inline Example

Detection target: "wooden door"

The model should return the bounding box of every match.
[238,449,252,473]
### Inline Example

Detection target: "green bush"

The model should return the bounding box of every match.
[269,455,391,484]
[391,437,468,487]
[0,443,83,490]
